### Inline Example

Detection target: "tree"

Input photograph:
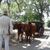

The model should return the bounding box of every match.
[0,0,50,22]
[33,0,49,20]
[16,0,49,22]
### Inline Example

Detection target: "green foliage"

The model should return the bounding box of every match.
[33,14,41,21]
[0,2,18,19]
[10,2,18,12]
[1,3,8,11]
[18,13,41,22]
[10,2,18,19]
[18,15,28,22]
[0,0,49,23]
[48,0,50,3]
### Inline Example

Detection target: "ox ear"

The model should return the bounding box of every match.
[31,23,36,25]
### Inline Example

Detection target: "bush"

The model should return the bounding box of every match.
[47,20,50,27]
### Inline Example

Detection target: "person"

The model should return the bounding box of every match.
[0,10,13,50]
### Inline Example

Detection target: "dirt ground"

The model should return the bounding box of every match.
[3,30,50,50]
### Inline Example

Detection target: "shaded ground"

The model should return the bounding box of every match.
[9,30,50,50]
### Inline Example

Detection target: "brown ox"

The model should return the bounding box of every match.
[13,22,36,43]
[21,22,36,43]
[30,22,44,37]
[29,22,36,37]
[22,23,31,43]
[13,22,23,42]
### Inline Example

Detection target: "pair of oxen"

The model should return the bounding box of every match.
[13,22,44,43]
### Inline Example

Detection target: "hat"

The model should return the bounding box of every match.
[3,10,8,15]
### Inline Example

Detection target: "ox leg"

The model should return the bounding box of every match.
[17,31,19,41]
[18,32,22,42]
[28,36,31,43]
[18,32,21,42]
[18,33,23,43]
[18,33,19,41]
[26,35,31,43]
[17,30,21,42]
[21,33,23,42]
[32,33,36,38]
[26,35,28,42]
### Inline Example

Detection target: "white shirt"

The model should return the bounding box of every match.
[0,15,13,34]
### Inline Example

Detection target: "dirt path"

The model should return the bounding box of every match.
[9,30,50,50]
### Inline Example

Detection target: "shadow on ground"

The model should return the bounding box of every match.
[10,38,41,50]
[10,31,50,50]
[39,35,49,39]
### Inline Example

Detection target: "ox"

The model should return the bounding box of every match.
[13,22,37,43]
[13,22,24,42]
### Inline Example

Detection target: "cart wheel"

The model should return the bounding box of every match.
[39,27,44,36]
